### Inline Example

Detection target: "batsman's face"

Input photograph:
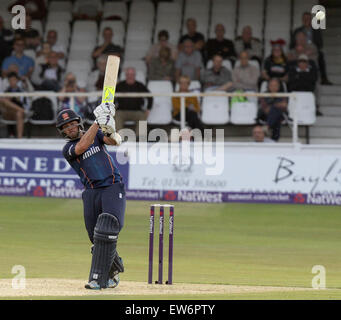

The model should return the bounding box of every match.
[62,121,79,139]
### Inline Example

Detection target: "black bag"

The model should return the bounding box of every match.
[31,97,54,121]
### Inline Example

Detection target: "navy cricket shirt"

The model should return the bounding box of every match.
[63,130,121,189]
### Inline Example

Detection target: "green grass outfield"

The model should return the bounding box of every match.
[0,196,341,300]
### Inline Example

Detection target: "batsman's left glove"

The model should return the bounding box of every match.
[93,102,116,119]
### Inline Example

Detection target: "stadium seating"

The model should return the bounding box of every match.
[102,1,128,22]
[182,0,210,38]
[154,1,182,44]
[28,93,58,126]
[49,1,73,13]
[201,95,229,125]
[147,81,173,125]
[288,92,316,125]
[209,0,237,40]
[230,101,257,125]
[237,0,264,40]
[264,0,291,57]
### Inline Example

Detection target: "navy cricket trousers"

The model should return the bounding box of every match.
[82,182,126,243]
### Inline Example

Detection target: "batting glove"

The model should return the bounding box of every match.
[93,102,116,119]
[95,114,116,136]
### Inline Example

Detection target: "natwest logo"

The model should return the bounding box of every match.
[33,186,45,197]
[164,190,177,201]
[293,193,305,204]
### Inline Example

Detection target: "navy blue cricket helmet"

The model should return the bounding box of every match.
[56,109,84,140]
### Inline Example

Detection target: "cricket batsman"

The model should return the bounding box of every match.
[56,102,125,290]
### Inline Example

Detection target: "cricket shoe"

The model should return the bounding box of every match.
[107,274,120,289]
[85,280,101,290]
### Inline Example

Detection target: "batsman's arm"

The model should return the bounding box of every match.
[74,123,99,155]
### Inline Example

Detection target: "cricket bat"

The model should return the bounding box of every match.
[101,55,120,104]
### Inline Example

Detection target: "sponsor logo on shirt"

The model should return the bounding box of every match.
[82,146,100,160]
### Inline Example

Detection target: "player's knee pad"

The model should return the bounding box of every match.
[94,213,120,242]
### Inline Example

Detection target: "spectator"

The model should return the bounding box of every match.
[205,23,237,64]
[145,30,178,65]
[261,39,289,85]
[234,26,262,66]
[200,54,233,91]
[252,125,274,143]
[172,75,204,132]
[179,18,205,55]
[288,54,318,93]
[2,38,34,79]
[14,14,41,51]
[0,72,27,138]
[290,12,331,85]
[35,51,64,91]
[148,47,175,81]
[9,0,47,20]
[35,42,51,65]
[92,27,123,65]
[87,54,107,92]
[232,51,260,91]
[0,16,14,67]
[43,30,66,62]
[1,63,34,92]
[287,32,318,65]
[73,0,103,21]
[175,39,203,82]
[257,78,288,141]
[58,72,87,117]
[115,67,153,139]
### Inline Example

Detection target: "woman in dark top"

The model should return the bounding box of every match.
[261,40,289,85]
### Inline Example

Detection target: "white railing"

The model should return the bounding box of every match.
[0,91,298,143]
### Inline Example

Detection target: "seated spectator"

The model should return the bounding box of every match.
[1,63,34,92]
[35,51,64,91]
[15,14,41,52]
[179,18,205,57]
[87,54,107,92]
[232,51,260,92]
[257,78,288,141]
[205,24,237,64]
[73,0,103,20]
[58,73,87,117]
[252,125,274,143]
[145,30,177,65]
[288,54,318,93]
[9,0,47,20]
[172,75,204,132]
[115,67,153,139]
[261,39,289,85]
[200,54,233,91]
[148,47,175,81]
[0,15,14,67]
[92,27,123,65]
[287,32,318,65]
[290,11,331,85]
[175,39,203,82]
[35,42,51,65]
[2,38,34,79]
[235,26,262,66]
[0,72,28,138]
[43,30,66,62]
